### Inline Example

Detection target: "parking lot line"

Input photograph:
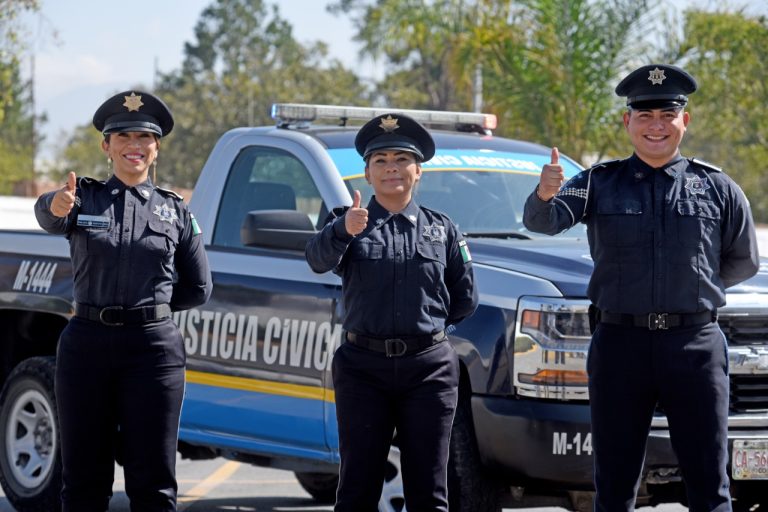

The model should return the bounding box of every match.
[178,460,241,510]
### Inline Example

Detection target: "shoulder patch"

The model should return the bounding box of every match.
[689,157,722,173]
[155,186,184,200]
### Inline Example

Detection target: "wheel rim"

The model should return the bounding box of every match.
[378,445,406,512]
[5,388,56,489]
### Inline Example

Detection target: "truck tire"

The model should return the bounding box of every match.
[448,399,502,512]
[0,356,61,512]
[294,471,337,504]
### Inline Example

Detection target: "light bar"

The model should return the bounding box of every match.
[271,103,497,131]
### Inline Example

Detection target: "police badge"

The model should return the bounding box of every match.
[422,224,446,243]
[153,203,179,223]
[684,177,711,195]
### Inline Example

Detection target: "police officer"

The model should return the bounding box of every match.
[34,90,212,512]
[523,65,759,511]
[305,113,478,511]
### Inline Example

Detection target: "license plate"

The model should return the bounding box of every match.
[732,440,768,480]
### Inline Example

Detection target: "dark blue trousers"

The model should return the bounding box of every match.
[332,339,459,512]
[56,317,186,512]
[587,321,731,512]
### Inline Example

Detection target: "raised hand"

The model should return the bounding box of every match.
[344,190,368,236]
[537,147,565,201]
[50,172,77,218]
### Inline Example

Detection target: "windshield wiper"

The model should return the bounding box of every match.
[463,231,532,240]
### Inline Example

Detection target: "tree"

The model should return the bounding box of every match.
[672,8,768,222]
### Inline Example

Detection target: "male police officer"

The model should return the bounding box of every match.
[523,65,759,510]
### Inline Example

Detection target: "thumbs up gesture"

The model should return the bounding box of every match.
[537,147,565,201]
[344,190,368,236]
[50,172,77,218]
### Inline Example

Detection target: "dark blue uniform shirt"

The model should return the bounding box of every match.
[524,154,759,314]
[306,197,478,338]
[35,175,212,311]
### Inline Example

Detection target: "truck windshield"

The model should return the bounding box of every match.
[329,147,587,240]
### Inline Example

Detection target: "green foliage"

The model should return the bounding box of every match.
[0,58,36,194]
[47,124,107,183]
[673,8,768,222]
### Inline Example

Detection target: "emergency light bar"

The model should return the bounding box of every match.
[271,103,497,133]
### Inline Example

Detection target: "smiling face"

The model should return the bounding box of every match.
[102,131,159,185]
[623,107,689,168]
[364,150,422,202]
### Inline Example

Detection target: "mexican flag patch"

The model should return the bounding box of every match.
[459,240,472,263]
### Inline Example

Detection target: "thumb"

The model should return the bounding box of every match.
[67,172,77,192]
[352,190,361,209]
[551,147,559,165]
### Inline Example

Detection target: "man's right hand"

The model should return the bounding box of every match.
[537,147,565,201]
[344,190,368,236]
[50,172,77,218]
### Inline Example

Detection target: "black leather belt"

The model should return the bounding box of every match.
[346,331,446,357]
[75,303,172,326]
[599,310,716,331]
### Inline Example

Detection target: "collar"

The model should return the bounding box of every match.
[107,175,154,201]
[629,153,685,180]
[366,197,421,228]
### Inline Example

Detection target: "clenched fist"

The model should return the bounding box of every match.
[50,172,77,218]
[344,190,368,236]
[537,147,565,201]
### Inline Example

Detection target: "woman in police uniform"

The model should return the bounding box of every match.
[306,113,478,512]
[34,90,212,512]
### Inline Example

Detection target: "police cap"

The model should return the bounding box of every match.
[615,64,697,109]
[92,90,174,137]
[354,113,435,162]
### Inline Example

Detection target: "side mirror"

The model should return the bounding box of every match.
[241,210,316,251]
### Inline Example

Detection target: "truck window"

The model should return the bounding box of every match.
[212,146,324,248]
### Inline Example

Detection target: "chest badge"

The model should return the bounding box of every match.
[684,177,711,195]
[153,203,178,224]
[422,224,446,243]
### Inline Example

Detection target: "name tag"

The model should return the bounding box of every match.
[77,215,110,229]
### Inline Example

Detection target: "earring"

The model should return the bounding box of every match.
[152,158,158,184]
[107,156,112,172]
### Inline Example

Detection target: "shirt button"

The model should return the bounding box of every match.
[397,250,402,255]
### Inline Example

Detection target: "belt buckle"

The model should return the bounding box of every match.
[99,306,124,326]
[384,338,408,358]
[648,313,668,331]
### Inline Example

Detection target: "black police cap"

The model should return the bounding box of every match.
[615,64,697,109]
[92,90,174,137]
[354,113,435,162]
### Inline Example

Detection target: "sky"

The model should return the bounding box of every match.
[19,0,768,164]
[23,0,370,162]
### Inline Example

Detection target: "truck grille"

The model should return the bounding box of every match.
[730,374,768,413]
[718,316,768,346]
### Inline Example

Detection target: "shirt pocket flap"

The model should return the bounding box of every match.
[147,217,180,244]
[596,199,643,215]
[677,199,720,220]
[350,240,384,260]
[416,241,447,265]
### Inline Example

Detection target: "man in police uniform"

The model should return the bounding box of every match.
[36,90,211,511]
[523,65,759,510]
[306,113,477,511]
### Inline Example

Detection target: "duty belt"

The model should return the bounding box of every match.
[75,303,172,326]
[599,310,716,331]
[346,330,446,357]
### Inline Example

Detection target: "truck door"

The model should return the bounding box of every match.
[176,144,340,464]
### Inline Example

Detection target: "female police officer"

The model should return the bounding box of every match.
[34,90,212,512]
[306,113,478,511]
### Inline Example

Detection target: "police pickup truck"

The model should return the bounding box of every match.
[0,104,766,512]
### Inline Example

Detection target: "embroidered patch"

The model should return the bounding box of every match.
[459,240,472,263]
[684,177,710,195]
[190,213,202,235]
[153,203,178,224]
[422,224,446,243]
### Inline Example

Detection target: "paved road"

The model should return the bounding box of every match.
[0,456,688,512]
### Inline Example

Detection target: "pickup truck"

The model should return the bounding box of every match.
[0,103,766,512]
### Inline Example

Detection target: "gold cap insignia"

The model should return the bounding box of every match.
[123,92,144,112]
[379,115,399,132]
[648,67,666,86]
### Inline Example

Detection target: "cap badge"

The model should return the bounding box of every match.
[684,176,711,195]
[648,67,666,86]
[123,92,144,112]
[153,203,178,223]
[379,115,400,132]
[422,224,446,243]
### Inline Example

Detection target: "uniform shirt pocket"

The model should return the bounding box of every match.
[348,240,385,290]
[595,200,643,247]
[415,241,447,289]
[142,217,180,259]
[675,199,720,248]
[83,217,115,257]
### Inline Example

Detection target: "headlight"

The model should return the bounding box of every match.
[514,297,591,400]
